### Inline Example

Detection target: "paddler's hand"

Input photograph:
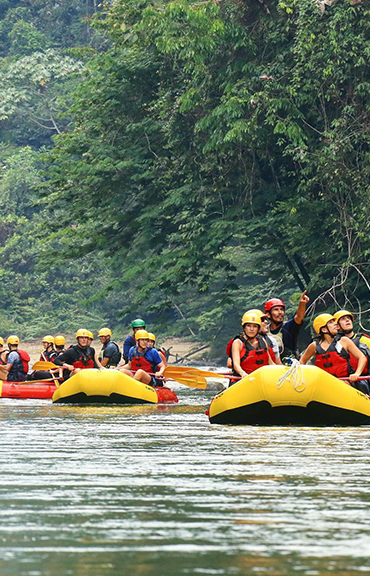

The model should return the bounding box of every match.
[349,373,360,382]
[300,290,310,305]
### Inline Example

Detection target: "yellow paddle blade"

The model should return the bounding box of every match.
[172,375,207,389]
[164,366,225,379]
[185,368,226,379]
[163,368,207,389]
[32,360,58,370]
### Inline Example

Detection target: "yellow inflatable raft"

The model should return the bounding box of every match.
[52,369,178,405]
[208,364,370,425]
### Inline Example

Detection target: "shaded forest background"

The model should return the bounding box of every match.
[0,0,369,355]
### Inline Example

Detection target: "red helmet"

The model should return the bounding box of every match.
[264,298,286,313]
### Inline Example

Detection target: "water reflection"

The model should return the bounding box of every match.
[1,386,370,575]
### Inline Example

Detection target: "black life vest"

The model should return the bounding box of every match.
[71,345,95,370]
[100,340,121,367]
[349,333,370,375]
[40,348,57,362]
[6,349,30,382]
[314,336,352,378]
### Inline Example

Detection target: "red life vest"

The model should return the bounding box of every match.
[17,349,30,373]
[239,336,275,374]
[226,334,243,358]
[131,347,158,374]
[0,349,8,366]
[71,345,95,370]
[315,337,351,378]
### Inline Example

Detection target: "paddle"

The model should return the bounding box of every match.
[164,366,229,379]
[32,360,59,370]
[27,377,61,384]
[163,367,207,389]
[33,361,207,389]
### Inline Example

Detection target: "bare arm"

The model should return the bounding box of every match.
[231,340,247,379]
[155,360,165,378]
[300,341,316,364]
[159,351,168,367]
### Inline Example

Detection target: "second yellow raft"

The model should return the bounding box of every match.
[52,369,178,405]
[208,364,370,426]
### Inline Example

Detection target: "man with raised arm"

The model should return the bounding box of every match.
[264,290,310,359]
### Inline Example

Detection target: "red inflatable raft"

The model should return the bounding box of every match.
[0,381,57,399]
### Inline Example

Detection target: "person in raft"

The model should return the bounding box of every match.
[264,290,310,359]
[28,335,58,381]
[54,335,66,356]
[98,327,122,368]
[2,335,30,382]
[226,309,281,370]
[0,337,6,366]
[147,333,168,367]
[123,318,146,362]
[53,329,104,378]
[86,331,103,368]
[39,335,57,362]
[231,311,277,381]
[53,335,67,381]
[118,329,165,386]
[299,314,369,394]
[334,309,370,367]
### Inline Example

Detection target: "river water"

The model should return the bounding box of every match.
[1,381,370,576]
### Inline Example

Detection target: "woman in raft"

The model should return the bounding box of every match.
[300,313,369,393]
[231,311,277,380]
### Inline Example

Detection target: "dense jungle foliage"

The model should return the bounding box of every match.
[0,0,369,355]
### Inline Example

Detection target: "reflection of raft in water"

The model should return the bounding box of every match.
[208,364,370,426]
[52,369,178,405]
[0,381,57,399]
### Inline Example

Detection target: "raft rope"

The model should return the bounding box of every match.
[277,359,306,392]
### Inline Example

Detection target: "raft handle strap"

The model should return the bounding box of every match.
[277,359,306,392]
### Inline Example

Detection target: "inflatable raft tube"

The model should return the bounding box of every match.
[0,381,57,399]
[208,364,370,426]
[52,369,178,405]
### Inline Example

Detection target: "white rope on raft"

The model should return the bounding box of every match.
[277,359,306,393]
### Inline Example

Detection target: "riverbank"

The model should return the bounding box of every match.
[22,337,211,366]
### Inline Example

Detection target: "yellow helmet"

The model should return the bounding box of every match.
[245,309,269,320]
[333,309,354,323]
[87,331,94,340]
[54,335,66,346]
[7,335,20,346]
[98,327,112,337]
[76,329,90,339]
[135,329,150,340]
[313,314,336,334]
[241,312,262,326]
[0,337,4,346]
[148,333,156,341]
[42,335,55,344]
